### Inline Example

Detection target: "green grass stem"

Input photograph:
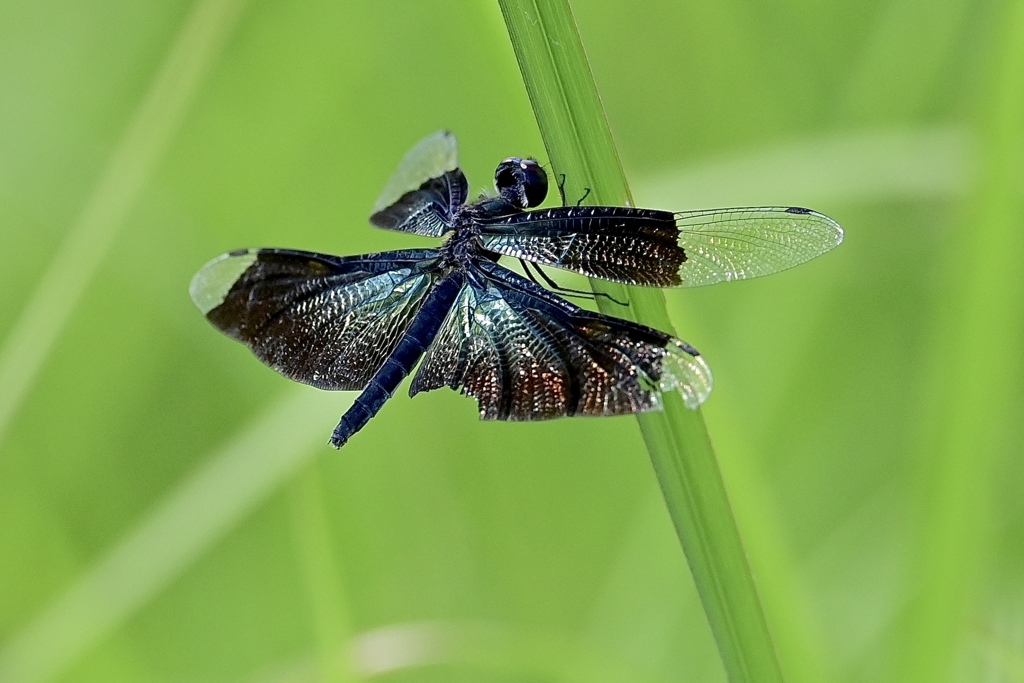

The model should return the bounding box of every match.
[497,1,784,681]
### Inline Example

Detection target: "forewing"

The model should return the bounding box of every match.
[672,206,843,286]
[370,130,469,237]
[477,206,684,286]
[409,262,711,420]
[190,248,438,390]
[477,205,842,287]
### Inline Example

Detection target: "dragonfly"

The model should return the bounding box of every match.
[190,131,843,448]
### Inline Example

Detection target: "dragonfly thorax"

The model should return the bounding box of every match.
[437,219,493,270]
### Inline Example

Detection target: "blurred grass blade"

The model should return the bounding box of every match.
[0,0,248,450]
[245,620,678,683]
[497,1,783,681]
[636,126,972,209]
[900,0,1024,680]
[286,466,360,683]
[0,389,343,683]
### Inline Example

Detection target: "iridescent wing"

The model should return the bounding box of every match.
[370,130,469,237]
[409,261,711,420]
[189,248,439,390]
[477,205,843,287]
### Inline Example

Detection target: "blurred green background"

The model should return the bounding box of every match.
[1,1,1021,682]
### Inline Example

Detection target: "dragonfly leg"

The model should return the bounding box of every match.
[554,173,591,207]
[523,260,628,307]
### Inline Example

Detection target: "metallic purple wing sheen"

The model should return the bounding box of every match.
[409,261,711,420]
[476,205,843,288]
[370,169,469,237]
[190,248,439,390]
[477,206,685,287]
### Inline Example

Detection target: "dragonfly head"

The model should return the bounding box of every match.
[495,157,548,209]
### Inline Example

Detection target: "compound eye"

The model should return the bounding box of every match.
[518,159,548,208]
[495,157,548,209]
[494,158,521,197]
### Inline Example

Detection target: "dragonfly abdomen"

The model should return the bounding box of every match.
[330,272,465,448]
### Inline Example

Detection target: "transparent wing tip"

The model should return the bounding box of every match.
[797,207,844,249]
[784,207,845,256]
[673,206,844,286]
[422,129,458,166]
[659,341,713,409]
[189,249,256,315]
[372,130,461,214]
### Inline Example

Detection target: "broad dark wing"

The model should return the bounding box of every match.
[370,130,469,237]
[409,261,711,420]
[190,248,439,390]
[477,205,842,287]
[478,206,684,286]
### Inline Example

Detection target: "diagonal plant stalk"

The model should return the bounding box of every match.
[0,0,249,451]
[497,1,784,681]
